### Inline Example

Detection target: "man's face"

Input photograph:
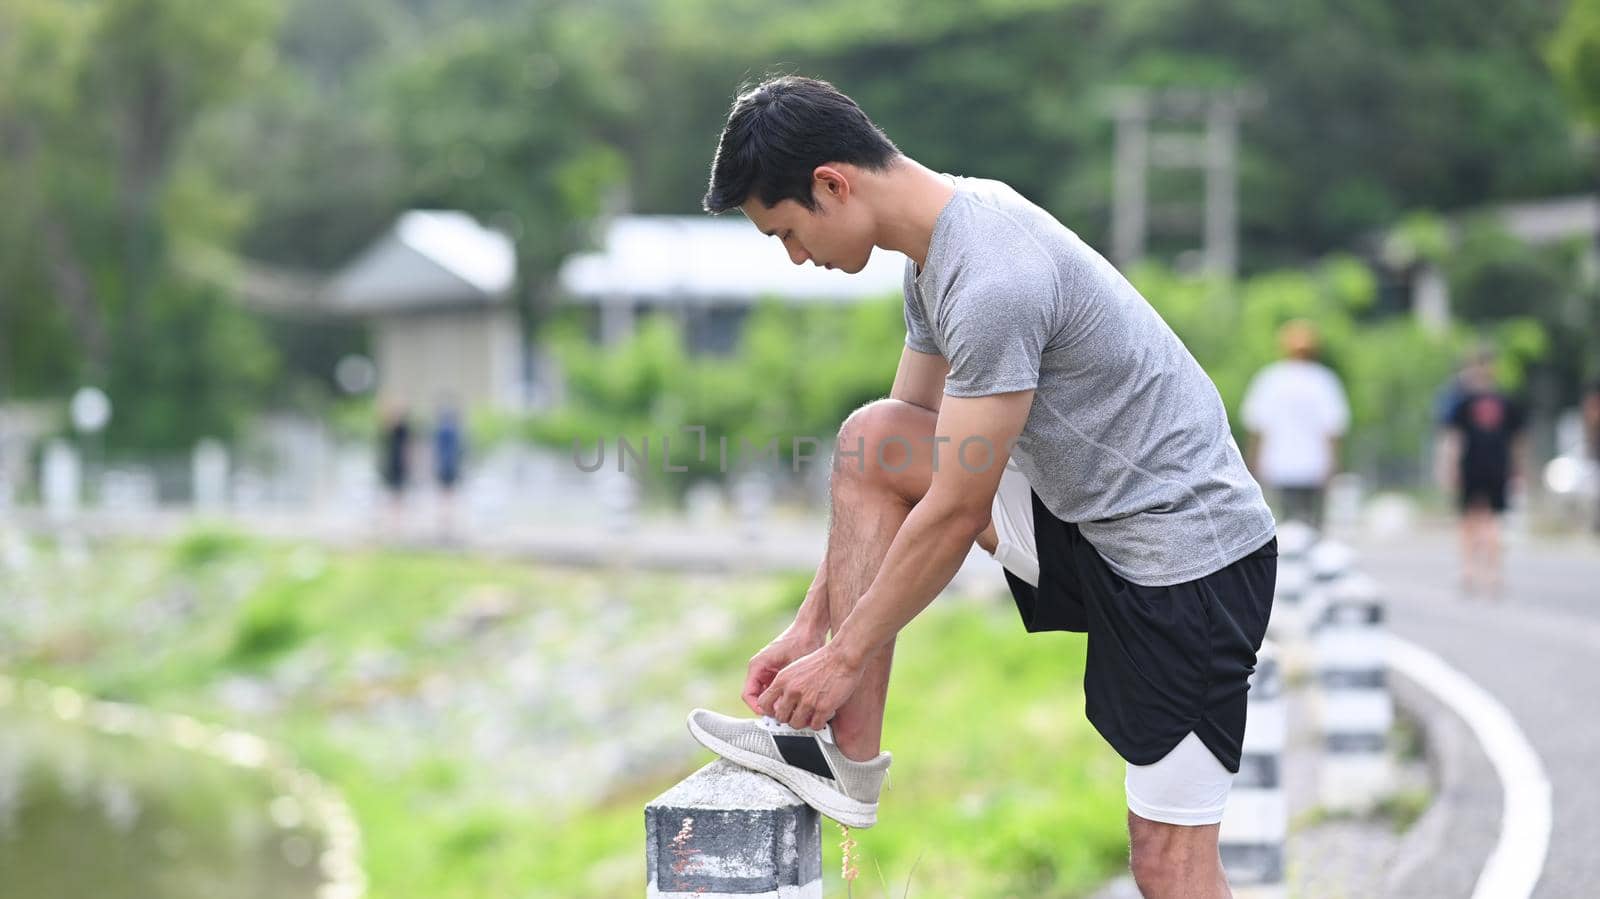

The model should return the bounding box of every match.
[739,169,876,274]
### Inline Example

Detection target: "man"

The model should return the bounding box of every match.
[1241,320,1350,529]
[1438,351,1525,597]
[686,76,1276,899]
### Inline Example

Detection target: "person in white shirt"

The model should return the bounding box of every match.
[1242,320,1350,529]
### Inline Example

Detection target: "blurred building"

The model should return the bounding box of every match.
[1390,194,1600,331]
[326,210,523,409]
[557,216,906,354]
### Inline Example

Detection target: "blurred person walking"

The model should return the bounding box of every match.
[1437,351,1526,597]
[1240,320,1349,529]
[378,401,413,524]
[432,399,465,536]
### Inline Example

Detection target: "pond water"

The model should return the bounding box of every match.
[0,706,328,899]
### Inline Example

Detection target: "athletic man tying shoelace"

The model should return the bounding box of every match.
[686,76,1277,899]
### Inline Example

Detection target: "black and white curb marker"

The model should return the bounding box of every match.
[1266,527,1316,677]
[1274,520,1317,565]
[1220,641,1288,899]
[646,760,822,898]
[1314,572,1392,812]
[1305,537,1353,640]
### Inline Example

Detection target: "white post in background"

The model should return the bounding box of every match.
[1324,473,1364,534]
[1305,538,1353,641]
[1315,573,1392,812]
[41,440,81,523]
[645,760,821,898]
[732,473,774,543]
[192,439,231,512]
[1267,521,1318,675]
[1220,641,1288,898]
[599,469,640,535]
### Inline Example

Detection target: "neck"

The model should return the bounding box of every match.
[869,157,956,268]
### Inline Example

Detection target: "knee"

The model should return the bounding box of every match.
[834,399,931,485]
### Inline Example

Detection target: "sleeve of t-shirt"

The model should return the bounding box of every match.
[939,264,1055,397]
[901,260,941,356]
[1445,396,1469,432]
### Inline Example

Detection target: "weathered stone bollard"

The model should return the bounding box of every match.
[1314,573,1392,812]
[645,760,821,898]
[1220,641,1288,899]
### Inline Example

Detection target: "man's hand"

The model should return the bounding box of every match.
[742,630,825,715]
[757,643,865,731]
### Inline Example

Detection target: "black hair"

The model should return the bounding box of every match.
[703,76,900,214]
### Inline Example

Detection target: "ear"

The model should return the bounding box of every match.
[812,165,851,204]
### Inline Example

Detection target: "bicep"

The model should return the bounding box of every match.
[890,346,949,414]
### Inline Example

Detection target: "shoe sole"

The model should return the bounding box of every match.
[687,714,878,828]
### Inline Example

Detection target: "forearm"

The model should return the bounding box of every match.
[829,496,985,664]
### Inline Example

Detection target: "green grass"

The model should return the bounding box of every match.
[2,530,1129,898]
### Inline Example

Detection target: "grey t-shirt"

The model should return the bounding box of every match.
[903,175,1274,586]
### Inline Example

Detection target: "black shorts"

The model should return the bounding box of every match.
[1001,491,1277,772]
[1458,476,1508,514]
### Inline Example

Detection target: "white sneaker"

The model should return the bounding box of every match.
[686,708,891,828]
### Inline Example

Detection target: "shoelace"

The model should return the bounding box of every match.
[757,715,836,745]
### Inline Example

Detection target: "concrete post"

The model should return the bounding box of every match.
[41,439,80,522]
[1314,574,1392,812]
[192,439,230,511]
[1274,521,1317,563]
[1267,562,1314,679]
[1220,641,1288,899]
[645,760,821,898]
[1305,538,1353,640]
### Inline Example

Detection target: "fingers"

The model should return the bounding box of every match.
[742,665,774,714]
[758,680,805,726]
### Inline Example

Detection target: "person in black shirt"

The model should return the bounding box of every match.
[1440,352,1525,597]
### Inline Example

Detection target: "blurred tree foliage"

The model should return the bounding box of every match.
[219,0,1592,295]
[3,0,1595,451]
[529,296,906,489]
[0,0,281,449]
[526,258,1507,488]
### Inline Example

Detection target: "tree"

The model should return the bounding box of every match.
[0,0,282,449]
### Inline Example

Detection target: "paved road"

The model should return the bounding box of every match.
[1354,528,1600,899]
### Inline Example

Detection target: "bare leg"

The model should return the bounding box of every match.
[821,399,995,761]
[1128,813,1232,899]
[1479,508,1504,597]
[1459,507,1479,595]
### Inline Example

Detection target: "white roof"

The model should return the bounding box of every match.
[559,216,906,304]
[327,210,516,313]
[1493,195,1599,245]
